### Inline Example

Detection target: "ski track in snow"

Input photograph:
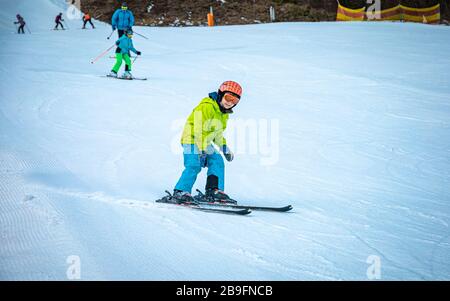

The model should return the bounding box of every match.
[1,0,450,280]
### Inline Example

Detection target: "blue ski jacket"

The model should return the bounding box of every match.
[115,35,138,55]
[111,9,134,30]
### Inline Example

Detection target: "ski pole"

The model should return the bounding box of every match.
[132,55,139,65]
[107,29,116,39]
[14,23,18,33]
[90,44,115,64]
[133,31,149,40]
[63,21,69,29]
[26,25,31,34]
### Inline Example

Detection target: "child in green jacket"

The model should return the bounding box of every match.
[173,81,243,203]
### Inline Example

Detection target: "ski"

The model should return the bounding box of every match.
[155,191,251,216]
[193,190,292,212]
[103,75,148,81]
[157,200,252,215]
[119,76,147,81]
[191,206,251,215]
[197,202,292,212]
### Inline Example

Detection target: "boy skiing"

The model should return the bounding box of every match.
[108,28,141,79]
[170,81,242,203]
[14,14,26,34]
[54,13,64,30]
[112,2,134,38]
[82,12,95,29]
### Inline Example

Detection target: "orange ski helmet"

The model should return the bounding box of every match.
[218,80,242,107]
[219,81,242,98]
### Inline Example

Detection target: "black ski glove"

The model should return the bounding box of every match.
[222,145,234,162]
[136,51,141,56]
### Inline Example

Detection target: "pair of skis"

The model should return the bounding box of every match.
[155,190,293,216]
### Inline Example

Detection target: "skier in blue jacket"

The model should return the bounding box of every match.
[108,28,141,79]
[111,2,134,38]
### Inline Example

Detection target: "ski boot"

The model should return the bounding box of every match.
[172,190,196,204]
[122,71,132,80]
[205,188,234,203]
[108,70,118,78]
[194,188,237,204]
[156,190,196,205]
[195,175,237,204]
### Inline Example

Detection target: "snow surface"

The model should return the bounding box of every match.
[1,0,450,280]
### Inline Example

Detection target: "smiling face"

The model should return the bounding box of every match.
[221,93,240,109]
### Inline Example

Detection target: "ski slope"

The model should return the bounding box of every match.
[1,0,450,280]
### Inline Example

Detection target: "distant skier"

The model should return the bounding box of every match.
[108,28,141,79]
[170,81,242,203]
[111,2,134,38]
[82,12,95,29]
[54,13,64,30]
[14,14,26,34]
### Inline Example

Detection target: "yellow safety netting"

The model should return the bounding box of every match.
[336,3,365,21]
[401,4,441,24]
[366,5,402,21]
[337,2,441,24]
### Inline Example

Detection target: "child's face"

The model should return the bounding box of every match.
[221,93,239,109]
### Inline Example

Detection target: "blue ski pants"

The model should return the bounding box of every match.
[174,144,224,193]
